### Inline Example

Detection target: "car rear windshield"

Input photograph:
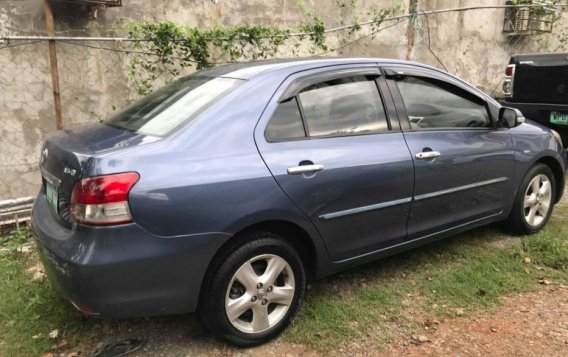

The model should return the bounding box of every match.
[105,76,243,136]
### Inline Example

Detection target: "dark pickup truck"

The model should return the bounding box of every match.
[502,52,568,147]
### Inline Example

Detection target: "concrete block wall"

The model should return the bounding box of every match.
[0,0,565,199]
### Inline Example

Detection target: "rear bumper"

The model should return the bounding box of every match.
[32,194,230,318]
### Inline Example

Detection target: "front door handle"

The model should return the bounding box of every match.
[287,164,325,175]
[415,151,441,160]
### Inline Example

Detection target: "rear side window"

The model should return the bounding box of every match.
[395,76,490,129]
[265,98,306,142]
[106,76,242,137]
[298,76,388,137]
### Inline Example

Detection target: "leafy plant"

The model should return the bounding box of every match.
[126,2,404,95]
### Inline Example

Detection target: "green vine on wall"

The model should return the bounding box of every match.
[127,22,296,95]
[126,1,404,95]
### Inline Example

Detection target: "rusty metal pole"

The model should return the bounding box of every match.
[44,0,63,130]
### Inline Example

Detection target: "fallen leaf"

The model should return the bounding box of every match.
[48,329,59,339]
[26,263,46,281]
[16,244,33,254]
[538,279,552,285]
[409,279,417,286]
[523,257,532,264]
[56,339,68,349]
[411,335,429,344]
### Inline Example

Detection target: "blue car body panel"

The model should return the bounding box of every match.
[32,58,567,318]
[33,194,231,316]
[402,129,515,237]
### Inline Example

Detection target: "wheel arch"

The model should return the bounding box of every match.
[228,220,318,279]
[535,156,565,203]
[200,219,321,305]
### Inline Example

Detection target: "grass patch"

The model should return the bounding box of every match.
[521,207,568,270]
[424,249,533,311]
[0,228,101,356]
[286,201,568,349]
[1,199,568,355]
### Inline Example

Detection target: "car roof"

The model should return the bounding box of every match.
[196,57,497,107]
[197,57,440,80]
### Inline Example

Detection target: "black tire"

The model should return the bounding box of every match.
[504,163,556,235]
[199,232,306,347]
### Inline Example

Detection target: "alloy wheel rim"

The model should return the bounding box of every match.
[523,174,552,227]
[225,254,295,334]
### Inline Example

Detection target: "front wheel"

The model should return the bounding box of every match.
[199,234,306,347]
[505,163,556,235]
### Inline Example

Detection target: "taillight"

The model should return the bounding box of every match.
[503,65,515,97]
[70,172,140,226]
[505,64,515,77]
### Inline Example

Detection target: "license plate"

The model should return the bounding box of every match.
[550,111,568,126]
[45,181,58,212]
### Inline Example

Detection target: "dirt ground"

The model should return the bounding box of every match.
[382,286,568,357]
[83,285,568,357]
[230,286,568,357]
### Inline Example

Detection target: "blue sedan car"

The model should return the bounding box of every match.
[32,58,566,346]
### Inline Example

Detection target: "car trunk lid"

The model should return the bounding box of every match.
[40,123,156,223]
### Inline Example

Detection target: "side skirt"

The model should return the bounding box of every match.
[315,210,505,279]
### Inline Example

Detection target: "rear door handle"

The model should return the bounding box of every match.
[287,164,325,175]
[415,151,441,160]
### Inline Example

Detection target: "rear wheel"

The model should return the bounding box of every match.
[199,233,306,347]
[505,163,556,235]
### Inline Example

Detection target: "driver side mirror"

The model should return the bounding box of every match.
[498,107,525,128]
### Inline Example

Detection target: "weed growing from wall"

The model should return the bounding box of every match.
[126,1,404,95]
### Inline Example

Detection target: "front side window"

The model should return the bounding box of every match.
[298,76,388,137]
[106,76,243,137]
[395,76,490,129]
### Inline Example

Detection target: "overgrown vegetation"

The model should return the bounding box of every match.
[0,229,94,356]
[286,201,568,349]
[2,200,568,355]
[126,0,404,95]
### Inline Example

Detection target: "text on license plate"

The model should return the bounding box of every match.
[45,181,58,212]
[550,111,568,126]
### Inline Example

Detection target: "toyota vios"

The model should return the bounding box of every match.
[32,58,566,346]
